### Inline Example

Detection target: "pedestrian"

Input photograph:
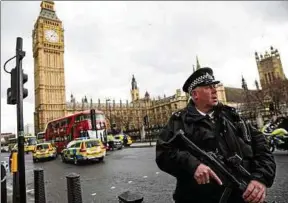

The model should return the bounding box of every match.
[156,67,276,203]
[123,134,128,146]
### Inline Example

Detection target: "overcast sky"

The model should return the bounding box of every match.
[1,1,288,133]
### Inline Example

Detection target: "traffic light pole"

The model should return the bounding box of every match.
[16,37,27,203]
[4,37,28,203]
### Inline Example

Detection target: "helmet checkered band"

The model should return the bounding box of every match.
[188,72,214,93]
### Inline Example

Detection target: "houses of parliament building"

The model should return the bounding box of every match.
[33,1,287,134]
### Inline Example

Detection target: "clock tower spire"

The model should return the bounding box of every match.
[33,1,66,134]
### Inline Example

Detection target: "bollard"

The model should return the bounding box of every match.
[66,173,83,203]
[34,168,46,203]
[1,164,7,203]
[118,191,144,203]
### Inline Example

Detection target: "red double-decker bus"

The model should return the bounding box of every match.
[44,110,107,154]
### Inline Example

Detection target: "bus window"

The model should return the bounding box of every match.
[55,136,61,142]
[96,114,105,120]
[76,115,82,122]
[37,132,45,143]
[79,131,89,138]
[84,114,90,120]
[67,117,72,125]
[61,119,67,127]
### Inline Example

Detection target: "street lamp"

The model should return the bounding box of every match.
[144,98,152,146]
[106,99,115,134]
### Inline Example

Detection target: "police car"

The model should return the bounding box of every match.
[61,138,106,165]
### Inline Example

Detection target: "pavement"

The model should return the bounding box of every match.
[1,149,288,203]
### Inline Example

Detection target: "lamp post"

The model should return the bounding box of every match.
[106,99,115,134]
[145,99,151,146]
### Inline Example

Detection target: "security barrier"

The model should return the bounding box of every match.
[34,168,46,203]
[66,173,83,203]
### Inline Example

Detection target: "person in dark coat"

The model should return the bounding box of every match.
[155,67,276,203]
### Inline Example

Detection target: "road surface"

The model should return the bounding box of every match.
[1,148,288,203]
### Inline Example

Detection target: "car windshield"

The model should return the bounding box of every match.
[85,140,100,148]
[27,137,37,145]
[37,144,49,150]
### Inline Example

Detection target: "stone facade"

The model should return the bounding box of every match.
[255,46,287,89]
[33,1,66,134]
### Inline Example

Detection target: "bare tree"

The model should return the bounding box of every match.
[112,113,135,131]
[265,78,288,113]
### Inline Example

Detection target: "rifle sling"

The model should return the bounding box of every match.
[215,114,243,159]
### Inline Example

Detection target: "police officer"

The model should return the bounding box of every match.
[156,67,276,203]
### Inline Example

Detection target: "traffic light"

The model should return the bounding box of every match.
[22,70,28,99]
[7,68,17,105]
[6,68,28,104]
[7,88,16,105]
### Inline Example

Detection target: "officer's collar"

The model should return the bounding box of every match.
[185,101,208,122]
[195,107,214,118]
[186,100,219,123]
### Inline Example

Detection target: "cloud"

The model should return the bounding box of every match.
[1,1,288,133]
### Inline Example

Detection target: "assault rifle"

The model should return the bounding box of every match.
[173,129,270,203]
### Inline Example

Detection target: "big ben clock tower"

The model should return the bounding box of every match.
[33,0,66,134]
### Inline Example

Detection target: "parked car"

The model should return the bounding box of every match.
[61,138,106,165]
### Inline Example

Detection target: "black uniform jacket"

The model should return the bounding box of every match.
[155,101,276,202]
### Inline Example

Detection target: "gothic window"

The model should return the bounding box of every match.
[265,74,268,84]
[268,72,272,82]
[271,72,275,81]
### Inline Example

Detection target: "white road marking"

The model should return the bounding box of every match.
[128,181,133,184]
[143,176,148,178]
[91,193,96,196]
[111,186,115,189]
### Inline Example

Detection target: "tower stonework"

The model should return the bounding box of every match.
[33,0,66,134]
[255,46,286,89]
[130,75,139,102]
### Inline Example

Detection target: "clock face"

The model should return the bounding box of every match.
[44,29,59,43]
